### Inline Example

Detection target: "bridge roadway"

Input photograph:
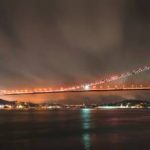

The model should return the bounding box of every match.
[1,87,150,95]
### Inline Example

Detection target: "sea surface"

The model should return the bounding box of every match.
[0,109,150,150]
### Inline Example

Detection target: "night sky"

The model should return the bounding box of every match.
[0,0,150,103]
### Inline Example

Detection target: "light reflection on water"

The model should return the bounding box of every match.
[81,109,92,150]
[0,109,150,150]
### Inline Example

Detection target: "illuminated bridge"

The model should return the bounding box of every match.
[0,64,150,95]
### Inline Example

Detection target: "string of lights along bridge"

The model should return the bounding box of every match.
[0,64,150,95]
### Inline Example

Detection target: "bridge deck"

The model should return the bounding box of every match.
[1,88,150,95]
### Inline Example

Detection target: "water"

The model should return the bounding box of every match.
[0,109,150,150]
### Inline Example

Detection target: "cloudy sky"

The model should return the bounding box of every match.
[0,0,150,102]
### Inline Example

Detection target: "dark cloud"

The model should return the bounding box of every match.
[0,0,149,95]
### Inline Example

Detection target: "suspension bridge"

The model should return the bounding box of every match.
[0,64,150,95]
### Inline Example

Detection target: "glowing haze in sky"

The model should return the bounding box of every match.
[0,0,150,103]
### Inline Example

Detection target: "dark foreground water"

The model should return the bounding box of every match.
[0,109,150,150]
